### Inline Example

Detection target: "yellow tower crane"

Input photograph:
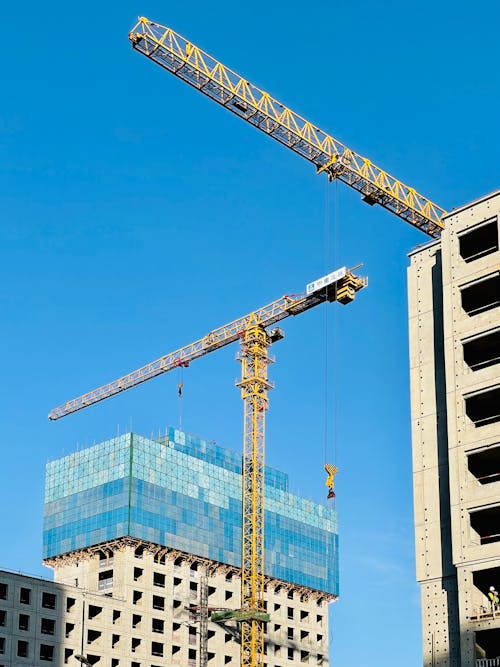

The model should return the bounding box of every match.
[50,267,367,667]
[128,17,447,237]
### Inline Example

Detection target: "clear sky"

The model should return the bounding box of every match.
[2,1,499,665]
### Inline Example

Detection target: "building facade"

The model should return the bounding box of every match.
[0,428,336,667]
[408,190,500,667]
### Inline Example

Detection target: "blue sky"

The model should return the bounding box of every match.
[2,1,500,665]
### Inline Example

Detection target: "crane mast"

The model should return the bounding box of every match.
[49,268,366,667]
[128,17,446,237]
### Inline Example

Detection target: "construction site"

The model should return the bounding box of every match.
[1,8,499,667]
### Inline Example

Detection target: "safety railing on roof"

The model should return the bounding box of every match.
[476,658,500,667]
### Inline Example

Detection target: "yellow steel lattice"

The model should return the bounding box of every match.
[129,17,446,237]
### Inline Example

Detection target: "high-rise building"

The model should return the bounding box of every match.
[0,428,336,667]
[408,190,500,667]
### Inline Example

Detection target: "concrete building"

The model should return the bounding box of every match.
[408,190,500,667]
[0,428,336,667]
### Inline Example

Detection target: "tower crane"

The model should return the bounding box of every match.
[128,17,447,237]
[50,267,367,667]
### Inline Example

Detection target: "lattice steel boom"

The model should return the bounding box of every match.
[49,268,366,667]
[128,17,446,237]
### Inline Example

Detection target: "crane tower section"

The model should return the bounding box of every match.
[129,17,446,237]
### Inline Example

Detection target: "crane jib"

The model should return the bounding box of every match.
[128,17,447,237]
[48,269,366,420]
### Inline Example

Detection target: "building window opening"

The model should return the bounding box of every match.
[468,446,500,485]
[20,588,31,605]
[470,505,500,545]
[112,610,121,624]
[300,610,309,622]
[465,387,500,428]
[131,638,141,653]
[300,650,310,663]
[132,591,143,605]
[189,626,197,645]
[87,629,102,645]
[153,572,165,588]
[0,583,7,600]
[17,640,28,658]
[42,593,56,610]
[0,637,4,654]
[18,613,29,631]
[65,622,75,638]
[64,648,73,664]
[461,273,500,317]
[151,642,164,657]
[39,644,54,661]
[133,567,143,581]
[463,329,500,371]
[475,628,500,662]
[111,635,120,649]
[132,614,142,629]
[0,610,5,627]
[88,605,102,620]
[225,590,233,601]
[172,646,181,656]
[41,618,56,635]
[98,570,113,591]
[66,597,76,612]
[152,618,164,634]
[224,656,231,664]
[134,545,145,559]
[288,648,294,660]
[111,660,119,667]
[459,218,498,263]
[86,654,100,665]
[153,596,165,611]
[173,577,182,587]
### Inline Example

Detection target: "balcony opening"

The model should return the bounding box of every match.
[468,446,500,485]
[476,628,500,663]
[464,329,500,371]
[470,505,500,545]
[470,567,500,621]
[88,605,102,620]
[466,387,500,428]
[461,273,500,317]
[459,218,498,263]
[41,618,56,635]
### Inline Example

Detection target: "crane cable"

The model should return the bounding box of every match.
[323,179,339,501]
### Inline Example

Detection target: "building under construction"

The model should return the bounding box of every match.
[409,189,500,667]
[0,428,335,667]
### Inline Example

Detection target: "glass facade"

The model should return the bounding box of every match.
[44,428,338,594]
